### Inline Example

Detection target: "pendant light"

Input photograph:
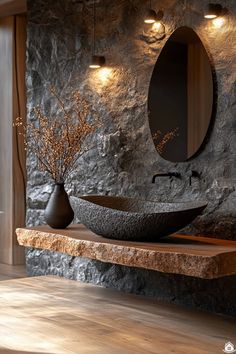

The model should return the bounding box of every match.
[144,0,157,23]
[204,3,223,19]
[89,0,105,69]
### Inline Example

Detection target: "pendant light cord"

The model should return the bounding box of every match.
[150,0,152,9]
[184,0,187,12]
[93,0,96,55]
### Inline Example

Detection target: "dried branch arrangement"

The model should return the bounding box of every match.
[14,88,99,183]
[153,127,179,154]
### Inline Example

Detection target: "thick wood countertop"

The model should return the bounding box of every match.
[16,224,236,279]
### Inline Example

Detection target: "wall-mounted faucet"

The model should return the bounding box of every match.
[152,172,181,184]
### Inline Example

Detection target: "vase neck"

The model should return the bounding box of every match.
[54,183,65,191]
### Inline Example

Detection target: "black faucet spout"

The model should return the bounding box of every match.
[152,172,181,184]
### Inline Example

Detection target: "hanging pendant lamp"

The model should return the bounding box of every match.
[204,3,223,19]
[89,0,105,69]
[144,0,158,23]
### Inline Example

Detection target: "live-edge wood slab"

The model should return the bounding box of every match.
[0,276,235,354]
[16,224,236,279]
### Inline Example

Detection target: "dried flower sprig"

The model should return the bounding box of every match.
[153,128,179,154]
[14,88,100,183]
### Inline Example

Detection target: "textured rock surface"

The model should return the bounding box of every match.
[26,0,236,240]
[25,0,236,313]
[25,247,236,316]
[17,225,236,278]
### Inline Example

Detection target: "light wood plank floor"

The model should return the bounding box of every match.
[0,276,235,354]
[0,263,26,281]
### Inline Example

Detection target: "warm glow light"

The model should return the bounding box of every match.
[89,67,114,91]
[89,64,101,69]
[151,21,165,35]
[212,17,225,28]
[144,19,156,24]
[97,67,112,83]
[204,14,217,19]
[152,21,162,30]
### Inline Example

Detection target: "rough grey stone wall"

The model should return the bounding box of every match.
[25,0,236,314]
[26,0,236,239]
[26,248,236,316]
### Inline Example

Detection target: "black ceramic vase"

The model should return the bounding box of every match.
[45,183,74,229]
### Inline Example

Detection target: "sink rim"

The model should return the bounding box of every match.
[77,195,208,215]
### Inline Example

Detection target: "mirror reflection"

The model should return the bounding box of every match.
[148,26,214,162]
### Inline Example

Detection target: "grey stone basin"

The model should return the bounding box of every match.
[71,195,207,242]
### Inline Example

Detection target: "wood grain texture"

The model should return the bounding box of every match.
[16,225,236,279]
[0,15,26,265]
[0,16,14,264]
[12,14,27,264]
[187,42,213,157]
[0,276,235,354]
[0,0,26,18]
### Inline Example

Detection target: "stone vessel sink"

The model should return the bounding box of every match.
[72,195,207,242]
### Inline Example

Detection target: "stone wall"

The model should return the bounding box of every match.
[26,248,236,316]
[26,0,236,240]
[25,0,236,315]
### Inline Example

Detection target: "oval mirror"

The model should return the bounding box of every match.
[148,26,214,162]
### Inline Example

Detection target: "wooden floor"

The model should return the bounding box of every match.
[0,276,235,354]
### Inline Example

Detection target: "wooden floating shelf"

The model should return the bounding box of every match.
[16,224,236,279]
